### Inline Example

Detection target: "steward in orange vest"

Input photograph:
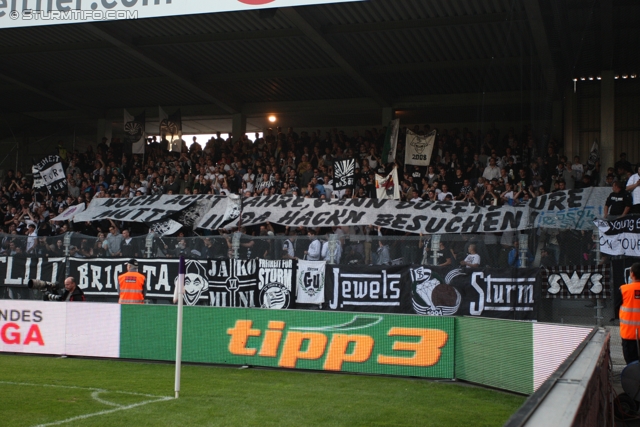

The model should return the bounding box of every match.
[619,262,640,364]
[118,258,146,304]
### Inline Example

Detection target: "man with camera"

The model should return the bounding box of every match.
[41,277,85,302]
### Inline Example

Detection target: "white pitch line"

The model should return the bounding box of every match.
[0,380,174,427]
[31,396,173,427]
[90,391,123,408]
[0,381,167,398]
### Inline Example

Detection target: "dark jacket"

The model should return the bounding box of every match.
[43,287,85,302]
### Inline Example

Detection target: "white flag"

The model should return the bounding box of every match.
[375,166,400,200]
[296,260,326,304]
[405,129,436,166]
[383,118,400,164]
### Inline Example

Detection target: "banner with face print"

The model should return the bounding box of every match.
[405,129,436,166]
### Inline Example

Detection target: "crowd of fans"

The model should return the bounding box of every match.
[0,124,638,267]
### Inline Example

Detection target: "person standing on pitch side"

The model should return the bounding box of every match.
[118,259,146,304]
[618,263,640,364]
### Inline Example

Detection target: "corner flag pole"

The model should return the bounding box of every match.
[174,256,185,398]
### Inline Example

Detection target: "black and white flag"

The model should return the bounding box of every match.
[33,155,67,194]
[0,256,65,288]
[405,129,436,166]
[585,139,599,177]
[409,266,539,320]
[596,215,640,257]
[296,260,325,304]
[208,259,259,307]
[542,264,611,298]
[256,259,295,309]
[73,194,207,224]
[159,107,183,153]
[324,264,411,313]
[124,109,146,155]
[71,257,210,306]
[333,158,356,190]
[31,165,46,191]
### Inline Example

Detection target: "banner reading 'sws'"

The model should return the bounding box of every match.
[541,264,611,298]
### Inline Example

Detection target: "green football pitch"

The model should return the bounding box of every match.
[0,354,525,427]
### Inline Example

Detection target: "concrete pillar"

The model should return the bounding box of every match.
[563,85,578,160]
[552,99,563,149]
[232,113,246,143]
[600,70,615,172]
[97,118,112,145]
[381,107,394,126]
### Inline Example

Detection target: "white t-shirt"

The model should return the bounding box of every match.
[306,239,322,261]
[571,163,584,181]
[282,239,295,258]
[437,192,453,201]
[627,173,640,204]
[463,253,480,267]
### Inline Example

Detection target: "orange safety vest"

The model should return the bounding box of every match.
[118,272,145,304]
[619,281,640,340]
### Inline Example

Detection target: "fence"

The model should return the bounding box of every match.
[0,230,629,330]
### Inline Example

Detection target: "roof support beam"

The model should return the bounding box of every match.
[322,11,527,34]
[19,90,548,124]
[197,67,344,83]
[81,24,239,114]
[365,57,532,74]
[279,7,389,106]
[523,0,558,95]
[0,71,100,115]
[45,57,532,90]
[0,29,303,56]
[601,0,614,69]
[133,28,303,47]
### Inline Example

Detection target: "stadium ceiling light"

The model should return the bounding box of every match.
[573,78,578,82]
[631,74,637,78]
[615,75,620,79]
[622,74,629,79]
[597,76,601,80]
[268,115,277,123]
[580,77,586,81]
[588,76,594,80]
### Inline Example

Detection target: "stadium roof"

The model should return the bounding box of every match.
[0,0,637,136]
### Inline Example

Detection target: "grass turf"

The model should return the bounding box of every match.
[0,354,525,427]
